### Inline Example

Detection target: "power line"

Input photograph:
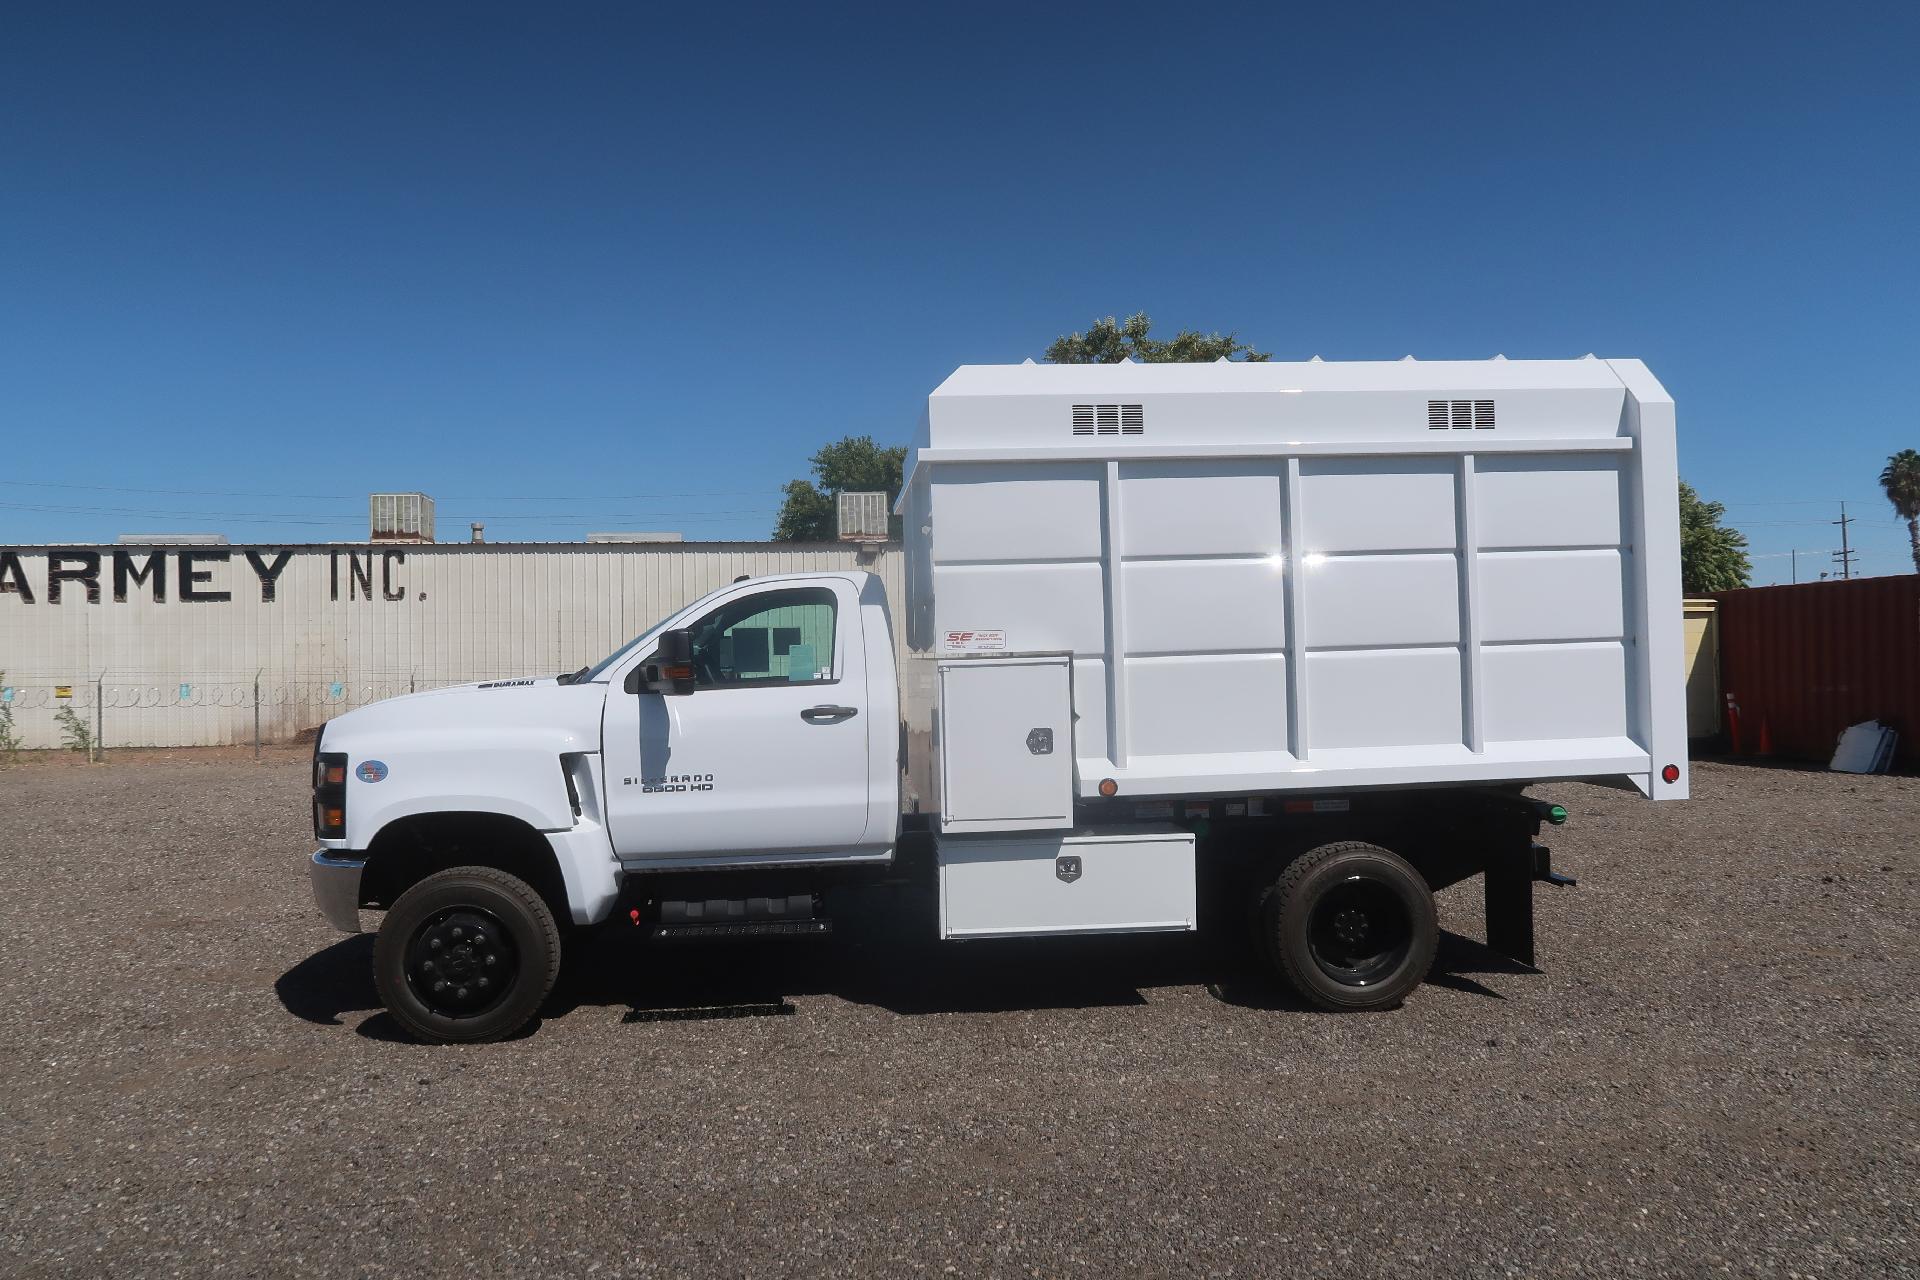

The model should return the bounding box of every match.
[0,478,777,502]
[1721,497,1877,507]
[0,499,773,522]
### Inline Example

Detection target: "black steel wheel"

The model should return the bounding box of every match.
[373,866,561,1043]
[402,906,518,1018]
[1261,841,1437,1011]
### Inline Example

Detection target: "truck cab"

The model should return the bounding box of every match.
[310,570,902,1041]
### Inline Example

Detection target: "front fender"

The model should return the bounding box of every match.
[341,732,585,849]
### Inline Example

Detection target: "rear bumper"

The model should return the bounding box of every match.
[309,849,367,933]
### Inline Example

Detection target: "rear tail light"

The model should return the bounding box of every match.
[313,751,348,838]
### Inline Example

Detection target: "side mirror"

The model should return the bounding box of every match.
[627,628,696,696]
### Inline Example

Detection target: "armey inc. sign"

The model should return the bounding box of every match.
[0,548,412,605]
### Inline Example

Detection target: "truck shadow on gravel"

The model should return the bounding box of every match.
[273,917,1534,1039]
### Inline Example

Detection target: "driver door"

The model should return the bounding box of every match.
[602,578,872,861]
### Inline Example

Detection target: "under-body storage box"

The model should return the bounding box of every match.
[937,826,1197,939]
[937,654,1074,833]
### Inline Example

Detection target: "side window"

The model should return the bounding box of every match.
[687,587,837,689]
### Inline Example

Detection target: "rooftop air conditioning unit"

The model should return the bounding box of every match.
[837,491,890,542]
[370,492,435,543]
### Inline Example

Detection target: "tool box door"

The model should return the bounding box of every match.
[938,655,1073,833]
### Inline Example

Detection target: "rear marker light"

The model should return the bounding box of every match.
[1661,764,1680,784]
[1098,778,1118,797]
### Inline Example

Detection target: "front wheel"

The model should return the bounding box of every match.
[1261,841,1437,1011]
[373,866,562,1043]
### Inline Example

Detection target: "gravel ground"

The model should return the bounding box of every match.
[1,756,1915,1277]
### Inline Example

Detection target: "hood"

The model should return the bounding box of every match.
[320,677,607,755]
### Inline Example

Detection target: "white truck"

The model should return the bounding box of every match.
[309,356,1687,1042]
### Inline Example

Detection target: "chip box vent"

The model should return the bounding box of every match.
[1071,404,1145,437]
[1428,399,1495,430]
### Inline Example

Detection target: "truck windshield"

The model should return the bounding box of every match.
[576,623,666,684]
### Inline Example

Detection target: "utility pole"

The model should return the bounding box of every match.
[1791,548,1797,584]
[1832,501,1856,580]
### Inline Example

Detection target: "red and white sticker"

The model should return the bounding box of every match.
[1283,797,1351,815]
[944,629,1007,651]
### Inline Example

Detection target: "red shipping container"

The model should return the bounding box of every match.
[1711,576,1919,770]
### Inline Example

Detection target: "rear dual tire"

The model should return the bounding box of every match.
[1261,841,1437,1011]
[373,866,562,1044]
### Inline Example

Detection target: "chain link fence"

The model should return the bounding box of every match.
[0,671,528,753]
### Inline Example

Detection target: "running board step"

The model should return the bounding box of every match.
[651,918,833,941]
[649,892,829,942]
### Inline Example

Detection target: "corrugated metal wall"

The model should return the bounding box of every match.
[1711,576,1919,769]
[0,543,912,750]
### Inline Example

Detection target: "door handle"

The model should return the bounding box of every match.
[801,704,858,724]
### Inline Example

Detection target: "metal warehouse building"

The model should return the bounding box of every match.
[0,539,908,751]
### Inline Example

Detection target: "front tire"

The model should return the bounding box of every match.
[373,866,562,1043]
[1261,841,1437,1011]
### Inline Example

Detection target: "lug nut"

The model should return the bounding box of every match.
[429,937,443,951]
[455,987,468,1000]
[450,926,464,940]
[433,980,447,993]
[484,954,497,967]
[422,960,435,972]
[477,977,490,989]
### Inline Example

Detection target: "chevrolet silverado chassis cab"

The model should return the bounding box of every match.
[308,357,1686,1042]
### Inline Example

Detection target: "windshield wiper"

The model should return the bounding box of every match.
[555,666,590,685]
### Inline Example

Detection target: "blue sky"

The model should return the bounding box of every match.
[2,2,1915,581]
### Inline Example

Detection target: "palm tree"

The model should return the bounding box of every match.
[1883,450,1920,573]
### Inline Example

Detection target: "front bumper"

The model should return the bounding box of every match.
[309,849,368,933]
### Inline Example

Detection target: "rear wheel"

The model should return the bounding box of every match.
[1261,841,1436,1011]
[373,866,561,1043]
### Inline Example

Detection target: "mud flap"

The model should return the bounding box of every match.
[1483,844,1537,967]
[1484,843,1573,967]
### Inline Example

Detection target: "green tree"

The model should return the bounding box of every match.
[773,435,907,541]
[1045,312,1270,364]
[1679,480,1751,593]
[1879,448,1920,573]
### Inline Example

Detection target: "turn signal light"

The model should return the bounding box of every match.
[1661,763,1680,784]
[313,750,349,839]
[313,800,347,839]
[664,665,695,680]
